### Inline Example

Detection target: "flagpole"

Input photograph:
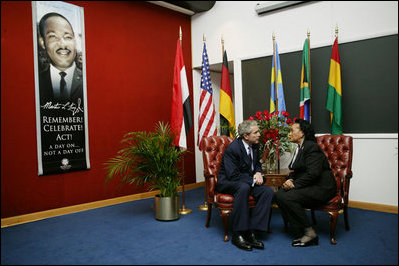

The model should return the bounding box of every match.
[335,24,339,39]
[178,26,192,215]
[273,32,280,171]
[198,33,209,212]
[307,29,312,123]
[221,34,224,58]
[179,26,182,45]
[272,32,278,113]
[221,34,224,137]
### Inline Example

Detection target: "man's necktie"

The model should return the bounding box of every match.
[248,146,254,171]
[59,71,67,100]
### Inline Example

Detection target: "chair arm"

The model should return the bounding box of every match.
[346,170,353,179]
[204,174,216,203]
[342,170,352,205]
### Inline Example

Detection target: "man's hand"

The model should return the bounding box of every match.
[253,172,264,185]
[282,179,295,190]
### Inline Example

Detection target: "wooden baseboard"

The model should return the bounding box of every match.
[348,200,398,214]
[3,182,397,228]
[1,182,205,228]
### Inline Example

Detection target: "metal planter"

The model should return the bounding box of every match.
[154,195,180,221]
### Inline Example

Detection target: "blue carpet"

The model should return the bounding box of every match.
[1,187,398,265]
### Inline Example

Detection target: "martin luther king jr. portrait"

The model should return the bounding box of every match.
[37,12,83,105]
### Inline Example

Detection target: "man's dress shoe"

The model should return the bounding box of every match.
[232,234,252,251]
[292,236,319,247]
[246,232,264,249]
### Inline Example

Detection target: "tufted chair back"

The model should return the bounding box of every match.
[317,134,353,206]
[310,134,353,245]
[202,135,234,203]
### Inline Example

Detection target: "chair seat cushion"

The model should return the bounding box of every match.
[312,195,344,211]
[215,193,256,208]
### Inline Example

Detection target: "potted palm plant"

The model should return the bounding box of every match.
[104,121,182,221]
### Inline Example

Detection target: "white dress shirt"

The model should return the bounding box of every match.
[50,62,76,100]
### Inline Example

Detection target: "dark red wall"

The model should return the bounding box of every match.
[1,1,195,218]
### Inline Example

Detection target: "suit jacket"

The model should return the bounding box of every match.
[289,140,336,193]
[217,138,262,191]
[39,65,83,105]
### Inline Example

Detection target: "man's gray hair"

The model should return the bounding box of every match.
[238,120,258,137]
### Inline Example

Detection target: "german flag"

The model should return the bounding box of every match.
[219,50,235,137]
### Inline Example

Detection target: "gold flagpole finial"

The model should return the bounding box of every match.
[335,24,338,38]
[221,34,225,54]
[179,26,182,42]
[203,33,206,42]
[307,28,310,39]
[272,32,276,41]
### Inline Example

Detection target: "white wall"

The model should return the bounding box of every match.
[190,1,398,206]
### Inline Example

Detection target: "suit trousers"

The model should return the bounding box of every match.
[220,182,274,233]
[275,186,335,236]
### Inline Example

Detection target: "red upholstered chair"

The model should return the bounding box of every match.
[310,134,353,244]
[202,135,257,242]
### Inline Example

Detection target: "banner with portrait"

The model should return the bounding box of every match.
[32,1,90,175]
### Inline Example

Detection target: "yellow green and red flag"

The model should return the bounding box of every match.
[326,37,342,135]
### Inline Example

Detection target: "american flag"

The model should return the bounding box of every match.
[197,42,217,150]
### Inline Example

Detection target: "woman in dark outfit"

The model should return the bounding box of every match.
[275,119,337,247]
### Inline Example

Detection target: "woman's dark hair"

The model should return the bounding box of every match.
[294,118,317,142]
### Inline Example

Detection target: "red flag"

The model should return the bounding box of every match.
[171,39,193,149]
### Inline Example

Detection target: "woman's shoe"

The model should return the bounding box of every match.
[291,237,302,245]
[292,236,319,247]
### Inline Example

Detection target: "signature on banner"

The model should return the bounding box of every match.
[41,98,84,116]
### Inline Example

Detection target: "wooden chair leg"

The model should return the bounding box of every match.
[205,202,212,228]
[311,209,317,225]
[283,217,288,232]
[328,211,339,245]
[344,205,350,231]
[280,211,289,233]
[267,207,273,233]
[221,210,230,242]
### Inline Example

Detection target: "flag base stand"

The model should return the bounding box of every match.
[198,202,208,211]
[179,205,192,215]
[178,150,191,215]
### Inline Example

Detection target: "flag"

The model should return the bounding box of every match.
[171,39,193,149]
[219,50,235,137]
[270,42,286,115]
[326,37,343,135]
[299,38,311,121]
[197,42,217,150]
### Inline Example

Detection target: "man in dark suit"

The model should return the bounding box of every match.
[38,12,83,105]
[217,120,274,251]
[275,119,337,247]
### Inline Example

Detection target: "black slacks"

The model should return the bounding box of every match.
[275,186,336,236]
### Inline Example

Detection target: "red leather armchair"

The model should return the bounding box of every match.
[311,134,353,244]
[202,135,257,242]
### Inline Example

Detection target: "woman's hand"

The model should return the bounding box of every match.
[282,179,295,190]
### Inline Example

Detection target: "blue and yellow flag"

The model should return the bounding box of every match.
[270,42,286,115]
